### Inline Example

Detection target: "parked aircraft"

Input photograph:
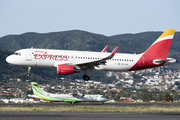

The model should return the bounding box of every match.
[6,29,176,80]
[28,82,108,104]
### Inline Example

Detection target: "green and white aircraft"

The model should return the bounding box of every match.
[28,82,108,104]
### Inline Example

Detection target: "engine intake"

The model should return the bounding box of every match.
[57,65,80,75]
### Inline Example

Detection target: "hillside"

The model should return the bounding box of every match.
[0,30,107,52]
[0,30,180,54]
[0,30,180,82]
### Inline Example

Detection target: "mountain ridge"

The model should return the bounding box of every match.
[0,30,179,82]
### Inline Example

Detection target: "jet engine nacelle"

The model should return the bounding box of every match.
[57,65,80,75]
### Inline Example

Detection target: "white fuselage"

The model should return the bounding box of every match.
[29,93,108,102]
[29,82,108,103]
[5,29,177,80]
[6,48,141,71]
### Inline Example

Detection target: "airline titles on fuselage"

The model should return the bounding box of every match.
[33,51,134,65]
[34,51,68,61]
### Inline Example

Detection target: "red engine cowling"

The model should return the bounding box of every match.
[57,65,78,75]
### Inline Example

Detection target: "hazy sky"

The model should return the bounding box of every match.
[0,0,180,38]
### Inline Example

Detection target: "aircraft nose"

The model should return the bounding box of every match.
[6,56,14,64]
[6,56,11,63]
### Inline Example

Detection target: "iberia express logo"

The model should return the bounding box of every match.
[34,51,68,61]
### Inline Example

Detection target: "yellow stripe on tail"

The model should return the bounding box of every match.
[158,29,175,39]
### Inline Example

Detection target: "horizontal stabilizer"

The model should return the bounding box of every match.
[153,58,177,65]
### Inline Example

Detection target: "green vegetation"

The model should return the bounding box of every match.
[0,105,180,113]
[164,93,173,102]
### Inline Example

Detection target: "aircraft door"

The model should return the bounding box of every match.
[26,50,32,61]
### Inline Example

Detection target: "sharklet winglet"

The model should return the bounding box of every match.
[110,46,119,57]
[101,45,108,53]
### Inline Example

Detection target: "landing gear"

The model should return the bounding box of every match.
[27,73,30,77]
[83,74,90,81]
[27,67,31,77]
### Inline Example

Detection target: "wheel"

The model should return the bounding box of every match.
[27,67,31,77]
[85,76,90,81]
[27,73,30,77]
[83,74,90,81]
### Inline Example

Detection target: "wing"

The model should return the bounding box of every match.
[101,45,108,53]
[76,46,119,70]
[54,46,119,70]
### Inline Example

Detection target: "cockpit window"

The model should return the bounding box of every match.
[13,53,17,55]
[13,52,21,56]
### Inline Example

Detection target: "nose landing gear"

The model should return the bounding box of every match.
[27,67,31,77]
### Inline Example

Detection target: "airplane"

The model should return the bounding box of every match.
[28,82,108,104]
[6,29,176,81]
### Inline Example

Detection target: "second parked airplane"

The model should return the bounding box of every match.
[6,29,176,80]
[28,82,108,104]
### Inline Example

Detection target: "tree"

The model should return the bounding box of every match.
[164,93,173,102]
[174,93,180,102]
[158,92,164,101]
[141,89,149,102]
[149,92,153,101]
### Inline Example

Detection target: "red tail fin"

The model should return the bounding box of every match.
[130,29,175,71]
[144,29,175,59]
